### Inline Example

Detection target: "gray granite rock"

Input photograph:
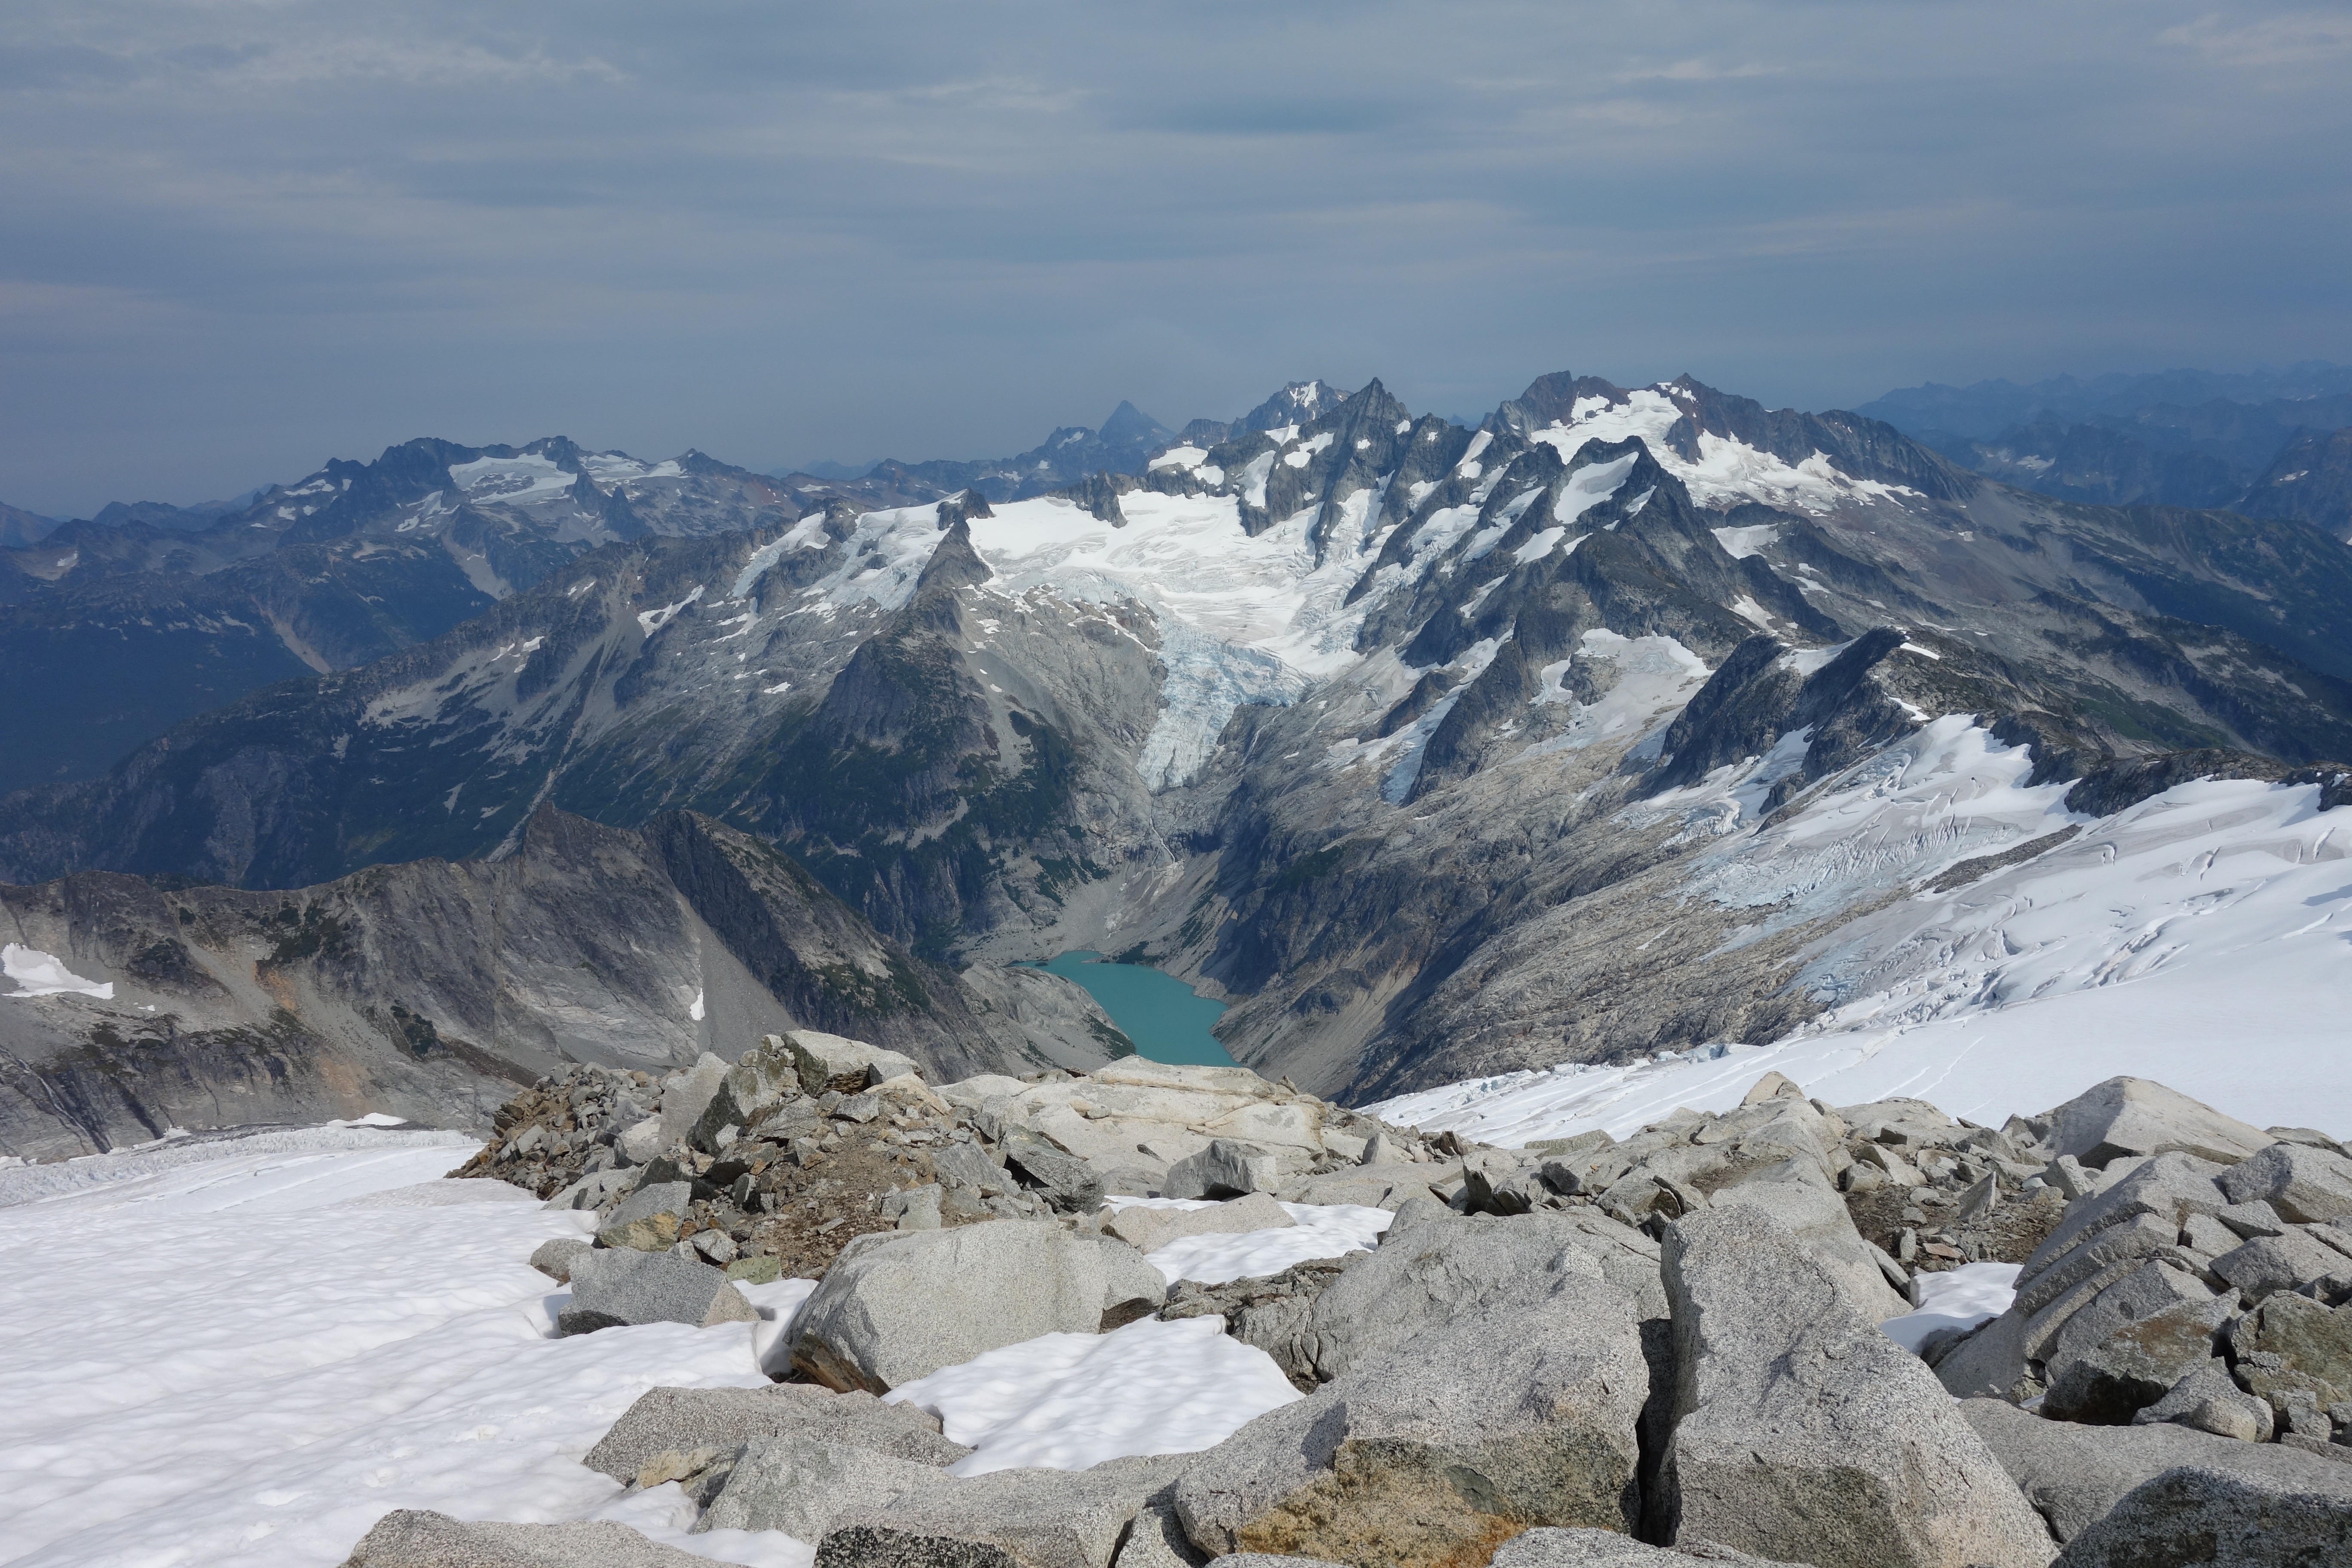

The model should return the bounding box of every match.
[339,1510,710,1567]
[658,1054,729,1150]
[1704,1164,1910,1321]
[1297,1210,1654,1383]
[2219,1141,2352,1225]
[690,1035,807,1154]
[2050,1464,2352,1565]
[1489,1528,1808,1566]
[1112,1505,1207,1568]
[1161,1140,1280,1201]
[529,1237,593,1283]
[583,1384,967,1481]
[698,1431,946,1538]
[999,1130,1107,1214]
[557,1248,755,1335]
[789,1031,920,1096]
[2211,1227,2349,1302]
[1173,1272,1646,1568]
[2041,1077,2271,1170]
[2129,1364,2275,1441]
[816,1455,1182,1568]
[1961,1396,2350,1542]
[789,1221,1164,1392]
[931,1141,1014,1197]
[1660,1205,2052,1568]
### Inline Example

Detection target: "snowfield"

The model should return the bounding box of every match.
[883,1316,1302,1477]
[1371,732,2352,1144]
[0,1128,805,1568]
[3,941,114,1000]
[0,1129,1383,1568]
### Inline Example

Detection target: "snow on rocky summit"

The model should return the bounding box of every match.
[6,1026,2351,1568]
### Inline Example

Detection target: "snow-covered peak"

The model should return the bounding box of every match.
[1528,389,1920,514]
[447,452,578,505]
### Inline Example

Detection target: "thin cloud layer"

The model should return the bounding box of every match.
[2,0,2347,513]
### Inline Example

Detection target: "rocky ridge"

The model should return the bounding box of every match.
[343,1042,2352,1567]
[0,805,1133,1159]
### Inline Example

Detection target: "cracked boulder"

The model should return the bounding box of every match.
[1660,1205,2052,1568]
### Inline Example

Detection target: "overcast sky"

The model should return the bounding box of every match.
[4,1,2349,515]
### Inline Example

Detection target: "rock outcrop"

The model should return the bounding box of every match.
[1660,1205,2053,1568]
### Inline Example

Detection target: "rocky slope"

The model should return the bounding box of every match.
[0,806,1128,1159]
[11,363,2352,1131]
[353,1044,2352,1568]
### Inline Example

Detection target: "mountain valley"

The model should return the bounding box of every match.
[9,365,2352,1155]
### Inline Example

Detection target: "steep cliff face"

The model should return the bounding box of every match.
[0,805,1119,1157]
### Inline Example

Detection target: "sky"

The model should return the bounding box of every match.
[3,1,2349,517]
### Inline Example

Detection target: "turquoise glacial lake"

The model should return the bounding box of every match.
[1032,951,1237,1066]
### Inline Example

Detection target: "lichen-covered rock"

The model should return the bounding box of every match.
[1174,1272,1648,1568]
[2041,1292,2232,1425]
[816,1455,1184,1568]
[583,1384,967,1481]
[1489,1528,1809,1566]
[2050,1464,2352,1566]
[1961,1396,2350,1542]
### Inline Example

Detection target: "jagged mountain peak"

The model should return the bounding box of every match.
[1239,379,1351,432]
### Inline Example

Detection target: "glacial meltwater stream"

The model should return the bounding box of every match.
[1032,952,1237,1066]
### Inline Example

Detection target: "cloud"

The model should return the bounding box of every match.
[0,0,2346,514]
[1614,58,1785,83]
[2160,11,2352,67]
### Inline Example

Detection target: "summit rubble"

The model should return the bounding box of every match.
[320,1035,2352,1567]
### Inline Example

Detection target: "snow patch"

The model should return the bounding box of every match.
[883,1316,1300,1476]
[1382,638,1505,804]
[448,453,578,505]
[3,943,112,1000]
[1530,391,1921,514]
[1712,523,1780,558]
[637,585,705,635]
[1880,1264,2020,1355]
[1519,632,1709,764]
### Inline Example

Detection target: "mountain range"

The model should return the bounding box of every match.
[8,362,2352,1157]
[1859,362,2352,531]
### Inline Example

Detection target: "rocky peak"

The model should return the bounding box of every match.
[1239,378,1352,432]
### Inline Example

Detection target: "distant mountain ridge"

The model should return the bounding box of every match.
[1860,361,2352,534]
